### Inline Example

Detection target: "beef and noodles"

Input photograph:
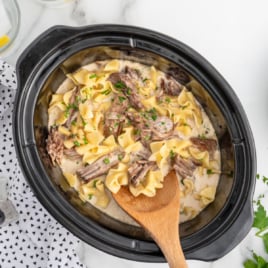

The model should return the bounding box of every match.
[46,59,221,224]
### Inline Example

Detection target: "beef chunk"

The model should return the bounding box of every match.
[173,154,197,178]
[128,160,156,186]
[46,127,64,166]
[160,77,182,96]
[77,150,125,182]
[108,71,144,109]
[190,137,217,155]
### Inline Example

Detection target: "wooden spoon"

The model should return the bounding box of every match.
[112,171,188,268]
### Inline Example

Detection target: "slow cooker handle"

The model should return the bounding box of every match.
[187,195,254,261]
[16,25,79,90]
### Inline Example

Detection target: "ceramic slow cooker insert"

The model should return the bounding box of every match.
[13,25,256,262]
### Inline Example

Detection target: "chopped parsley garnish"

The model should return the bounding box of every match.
[180,104,189,110]
[71,120,76,126]
[101,89,112,95]
[126,88,131,95]
[142,78,148,83]
[83,137,88,145]
[89,73,97,79]
[134,129,141,136]
[73,141,80,147]
[64,103,78,118]
[81,116,87,126]
[147,108,158,121]
[93,180,98,188]
[118,96,126,103]
[144,134,151,141]
[88,194,93,200]
[64,109,70,118]
[103,158,110,164]
[118,154,124,161]
[165,97,171,103]
[151,114,157,121]
[207,169,214,175]
[114,81,126,89]
[198,134,207,139]
[114,122,119,128]
[169,150,176,159]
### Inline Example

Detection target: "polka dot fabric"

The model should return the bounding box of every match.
[0,60,87,268]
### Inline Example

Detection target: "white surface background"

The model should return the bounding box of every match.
[2,0,268,267]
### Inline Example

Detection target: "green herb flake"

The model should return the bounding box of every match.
[89,74,97,79]
[180,104,189,110]
[103,158,110,164]
[118,96,126,103]
[101,89,112,95]
[256,174,260,179]
[198,134,207,139]
[134,129,141,136]
[88,194,93,200]
[207,169,214,175]
[64,109,70,118]
[169,150,176,159]
[118,154,124,161]
[151,114,157,121]
[83,137,88,145]
[165,97,171,103]
[114,122,119,128]
[73,141,80,147]
[114,81,126,89]
[81,116,87,127]
[148,108,158,121]
[126,88,131,95]
[142,78,148,83]
[93,180,98,188]
[144,134,151,141]
[64,103,78,118]
[71,120,76,126]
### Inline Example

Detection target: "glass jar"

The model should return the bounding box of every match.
[0,0,20,54]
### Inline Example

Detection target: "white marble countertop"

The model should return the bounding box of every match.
[2,0,268,267]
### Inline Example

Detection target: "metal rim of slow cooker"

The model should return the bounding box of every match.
[13,24,256,262]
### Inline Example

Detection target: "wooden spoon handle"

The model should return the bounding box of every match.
[152,221,188,268]
[158,229,188,268]
[138,208,188,268]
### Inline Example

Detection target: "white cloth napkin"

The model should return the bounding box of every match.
[0,60,87,268]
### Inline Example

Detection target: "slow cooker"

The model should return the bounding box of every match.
[13,25,256,262]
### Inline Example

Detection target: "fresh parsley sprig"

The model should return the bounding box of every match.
[243,174,268,267]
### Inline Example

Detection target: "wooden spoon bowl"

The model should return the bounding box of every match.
[113,171,188,268]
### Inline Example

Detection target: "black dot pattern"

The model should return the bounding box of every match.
[0,61,86,267]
